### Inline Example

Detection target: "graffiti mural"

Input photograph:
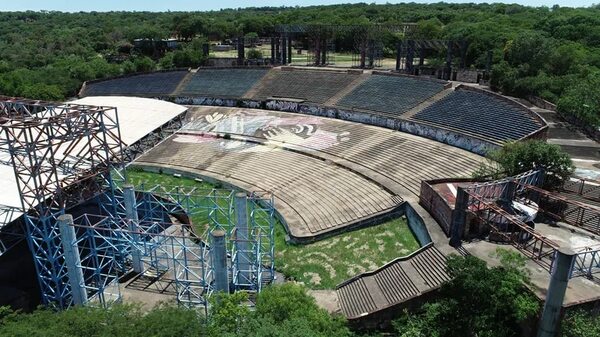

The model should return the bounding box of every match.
[178,110,350,152]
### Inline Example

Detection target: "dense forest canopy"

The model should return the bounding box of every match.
[0,3,598,125]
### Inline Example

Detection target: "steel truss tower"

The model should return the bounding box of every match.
[0,96,276,310]
[0,96,125,308]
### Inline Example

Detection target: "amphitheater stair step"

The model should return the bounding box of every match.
[402,86,454,120]
[324,72,370,107]
[172,71,196,96]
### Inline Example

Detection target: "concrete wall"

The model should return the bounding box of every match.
[419,180,453,236]
[156,94,545,156]
[455,69,479,83]
[262,99,498,155]
[402,203,433,246]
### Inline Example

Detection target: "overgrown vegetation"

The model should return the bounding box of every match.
[560,309,600,337]
[0,4,599,126]
[0,283,352,337]
[393,249,540,337]
[126,169,419,289]
[276,217,419,289]
[474,140,574,190]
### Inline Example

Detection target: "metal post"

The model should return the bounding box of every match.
[235,192,252,288]
[445,40,453,80]
[450,187,469,247]
[237,37,245,66]
[501,180,517,203]
[321,39,327,65]
[275,38,280,64]
[281,35,287,65]
[287,36,292,64]
[211,230,229,293]
[537,248,576,337]
[124,185,144,274]
[395,41,402,71]
[270,37,276,64]
[406,40,415,74]
[367,39,375,68]
[58,214,87,306]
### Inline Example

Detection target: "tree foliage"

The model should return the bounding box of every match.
[0,283,350,337]
[0,4,597,124]
[560,309,600,337]
[393,250,539,337]
[474,140,574,190]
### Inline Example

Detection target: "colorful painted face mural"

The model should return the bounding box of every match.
[176,110,349,152]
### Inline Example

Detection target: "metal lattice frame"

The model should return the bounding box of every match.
[0,97,125,308]
[63,184,275,309]
[133,183,275,292]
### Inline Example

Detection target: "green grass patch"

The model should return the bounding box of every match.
[126,169,420,289]
[275,218,419,289]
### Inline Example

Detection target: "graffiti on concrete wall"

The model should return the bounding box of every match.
[179,109,349,152]
[173,97,237,107]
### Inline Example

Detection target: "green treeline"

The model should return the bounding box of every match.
[0,3,599,125]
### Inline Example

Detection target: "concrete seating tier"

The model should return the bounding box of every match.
[249,69,360,104]
[83,71,187,96]
[412,89,543,142]
[181,68,269,98]
[186,107,484,197]
[135,136,398,240]
[336,75,445,115]
[336,244,449,319]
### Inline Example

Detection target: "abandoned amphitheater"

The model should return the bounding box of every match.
[0,66,599,328]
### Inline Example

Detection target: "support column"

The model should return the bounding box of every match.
[287,36,292,64]
[124,185,144,274]
[367,39,375,68]
[237,37,245,66]
[275,38,281,64]
[406,40,415,74]
[450,187,469,247]
[281,36,287,65]
[58,214,87,306]
[501,180,517,204]
[211,230,229,293]
[537,249,576,337]
[270,37,276,64]
[235,192,252,288]
[445,40,453,80]
[395,41,402,71]
[321,39,327,65]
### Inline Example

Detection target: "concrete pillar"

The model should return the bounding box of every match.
[235,192,251,287]
[211,230,229,293]
[124,185,144,274]
[58,214,88,306]
[450,187,469,247]
[537,248,576,337]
